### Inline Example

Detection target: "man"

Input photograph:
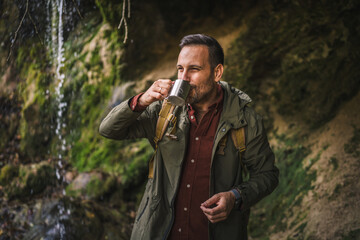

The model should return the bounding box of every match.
[99,34,279,240]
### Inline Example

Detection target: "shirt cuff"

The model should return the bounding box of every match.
[129,93,147,112]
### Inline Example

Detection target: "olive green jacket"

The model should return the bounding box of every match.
[99,81,279,240]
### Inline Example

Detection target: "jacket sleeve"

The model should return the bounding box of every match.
[99,98,161,148]
[236,107,279,211]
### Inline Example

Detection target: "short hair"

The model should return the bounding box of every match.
[179,34,224,70]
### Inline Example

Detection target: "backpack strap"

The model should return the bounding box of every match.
[217,134,227,155]
[231,127,246,152]
[149,99,177,178]
[153,99,176,147]
[230,127,248,176]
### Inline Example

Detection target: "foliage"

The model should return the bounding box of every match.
[342,228,360,240]
[0,95,22,159]
[329,156,339,170]
[0,164,19,185]
[15,41,56,160]
[344,125,360,158]
[3,163,56,200]
[248,132,317,238]
[95,0,122,27]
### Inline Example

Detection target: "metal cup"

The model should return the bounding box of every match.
[167,79,190,106]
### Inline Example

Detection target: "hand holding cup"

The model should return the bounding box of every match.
[138,79,173,107]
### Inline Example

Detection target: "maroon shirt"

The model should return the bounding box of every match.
[130,85,224,240]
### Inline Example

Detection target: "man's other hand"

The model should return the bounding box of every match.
[200,191,235,223]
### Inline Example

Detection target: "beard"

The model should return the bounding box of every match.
[186,76,217,105]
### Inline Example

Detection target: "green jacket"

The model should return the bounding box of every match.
[99,81,279,240]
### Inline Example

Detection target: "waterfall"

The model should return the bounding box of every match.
[50,0,67,185]
[48,1,69,239]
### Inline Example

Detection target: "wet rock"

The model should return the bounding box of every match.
[22,198,104,240]
[3,162,56,201]
[64,171,77,183]
[7,197,132,240]
[66,172,118,200]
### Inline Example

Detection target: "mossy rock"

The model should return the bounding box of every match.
[4,163,56,200]
[66,172,119,200]
[22,197,104,240]
[0,164,19,185]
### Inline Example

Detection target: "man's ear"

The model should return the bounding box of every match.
[214,64,224,82]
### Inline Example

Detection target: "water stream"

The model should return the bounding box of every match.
[52,0,67,185]
[49,0,69,238]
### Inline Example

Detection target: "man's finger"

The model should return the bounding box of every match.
[200,204,224,216]
[201,194,220,208]
[202,211,227,223]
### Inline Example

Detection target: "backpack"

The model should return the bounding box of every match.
[148,99,247,178]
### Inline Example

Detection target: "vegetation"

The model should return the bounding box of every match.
[248,133,316,238]
[344,126,360,158]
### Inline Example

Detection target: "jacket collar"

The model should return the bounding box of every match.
[218,81,252,129]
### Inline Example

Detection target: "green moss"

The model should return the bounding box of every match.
[5,164,55,200]
[344,126,360,158]
[95,0,123,27]
[66,173,119,200]
[0,164,19,185]
[342,228,360,240]
[0,95,22,153]
[59,17,147,188]
[86,175,116,199]
[15,41,56,159]
[286,222,307,240]
[329,156,339,170]
[248,133,316,238]
[333,184,342,195]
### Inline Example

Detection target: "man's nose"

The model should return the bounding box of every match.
[181,69,190,81]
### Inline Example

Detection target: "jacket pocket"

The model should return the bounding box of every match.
[137,196,149,222]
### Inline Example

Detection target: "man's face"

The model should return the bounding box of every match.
[176,45,218,106]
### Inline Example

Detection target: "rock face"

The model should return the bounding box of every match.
[66,171,119,200]
[2,197,131,240]
[0,0,359,239]
[0,163,55,201]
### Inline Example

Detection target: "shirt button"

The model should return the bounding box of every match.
[191,159,195,163]
[222,128,226,132]
[184,207,188,211]
[190,116,194,120]
[187,184,190,188]
[195,137,199,141]
[178,228,182,232]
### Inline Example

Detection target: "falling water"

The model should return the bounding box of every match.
[48,0,69,238]
[51,0,67,185]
